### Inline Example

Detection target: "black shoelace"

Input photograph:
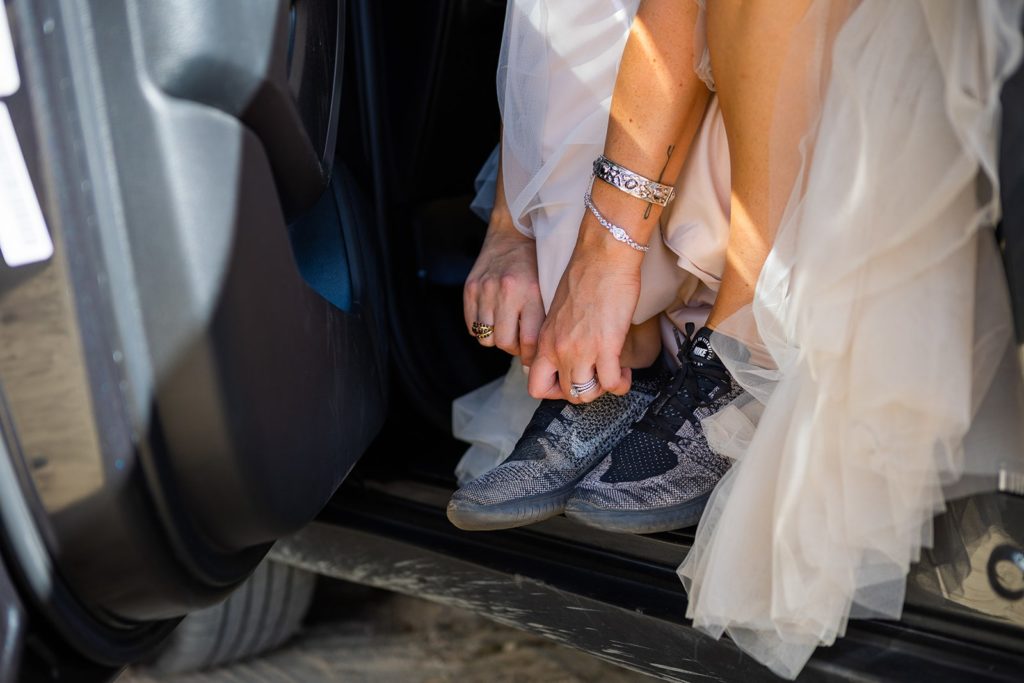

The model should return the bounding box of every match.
[633,323,730,442]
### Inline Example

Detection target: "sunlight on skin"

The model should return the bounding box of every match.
[593,0,709,244]
[727,197,771,282]
[571,0,710,267]
[603,9,708,177]
[707,195,772,328]
[624,16,685,144]
[702,0,815,330]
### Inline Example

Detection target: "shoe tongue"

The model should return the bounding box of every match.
[687,326,719,367]
[685,326,730,401]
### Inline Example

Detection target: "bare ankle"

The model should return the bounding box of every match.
[621,319,662,368]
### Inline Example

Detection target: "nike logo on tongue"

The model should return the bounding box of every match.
[691,339,716,363]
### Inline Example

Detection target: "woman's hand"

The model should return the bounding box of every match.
[516,0,710,403]
[528,219,643,403]
[463,210,545,365]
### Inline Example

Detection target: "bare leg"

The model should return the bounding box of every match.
[704,1,814,329]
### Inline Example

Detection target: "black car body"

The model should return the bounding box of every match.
[1,1,1024,681]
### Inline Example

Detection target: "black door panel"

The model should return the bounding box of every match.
[345,0,507,431]
[131,0,342,219]
[0,0,384,665]
[1000,12,1024,340]
[0,551,24,681]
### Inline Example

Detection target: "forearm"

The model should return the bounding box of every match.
[489,130,521,235]
[577,0,710,257]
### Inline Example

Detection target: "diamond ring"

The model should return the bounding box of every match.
[570,377,599,398]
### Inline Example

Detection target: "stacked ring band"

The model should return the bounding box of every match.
[570,376,599,398]
[471,322,494,340]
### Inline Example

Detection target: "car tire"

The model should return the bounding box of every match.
[147,560,316,674]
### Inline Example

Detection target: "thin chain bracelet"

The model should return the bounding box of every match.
[583,177,650,253]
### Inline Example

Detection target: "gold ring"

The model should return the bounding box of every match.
[472,322,494,340]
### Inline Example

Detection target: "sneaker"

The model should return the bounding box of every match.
[565,324,743,534]
[446,364,667,531]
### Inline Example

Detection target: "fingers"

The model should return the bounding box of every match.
[463,271,479,336]
[493,304,520,355]
[557,362,575,404]
[528,346,595,404]
[531,319,625,403]
[474,277,498,347]
[531,333,632,403]
[464,266,495,344]
[530,351,630,403]
[572,363,604,404]
[519,297,544,366]
[597,353,631,396]
[495,276,544,357]
[527,355,562,400]
[465,262,544,355]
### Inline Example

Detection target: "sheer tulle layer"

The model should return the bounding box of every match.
[453,359,539,485]
[679,1,1024,678]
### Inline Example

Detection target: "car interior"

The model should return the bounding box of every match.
[331,0,1024,676]
[334,0,1024,678]
[2,0,1024,680]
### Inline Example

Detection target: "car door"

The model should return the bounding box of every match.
[0,0,386,676]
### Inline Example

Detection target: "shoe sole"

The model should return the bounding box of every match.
[564,491,712,535]
[446,486,576,531]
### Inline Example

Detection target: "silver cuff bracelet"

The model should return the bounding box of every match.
[583,177,650,253]
[593,155,676,207]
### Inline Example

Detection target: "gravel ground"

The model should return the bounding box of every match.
[118,582,656,683]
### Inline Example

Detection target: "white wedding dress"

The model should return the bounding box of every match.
[681,0,1024,678]
[456,0,1024,678]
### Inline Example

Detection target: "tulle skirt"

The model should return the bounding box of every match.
[680,0,1024,677]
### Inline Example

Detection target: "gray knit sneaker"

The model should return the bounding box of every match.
[447,364,667,531]
[565,324,743,534]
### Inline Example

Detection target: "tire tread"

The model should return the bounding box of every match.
[148,561,315,675]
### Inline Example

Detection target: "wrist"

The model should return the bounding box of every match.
[577,180,653,262]
[575,211,646,267]
[589,175,665,229]
[488,208,525,238]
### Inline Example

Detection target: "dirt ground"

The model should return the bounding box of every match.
[118,583,656,683]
